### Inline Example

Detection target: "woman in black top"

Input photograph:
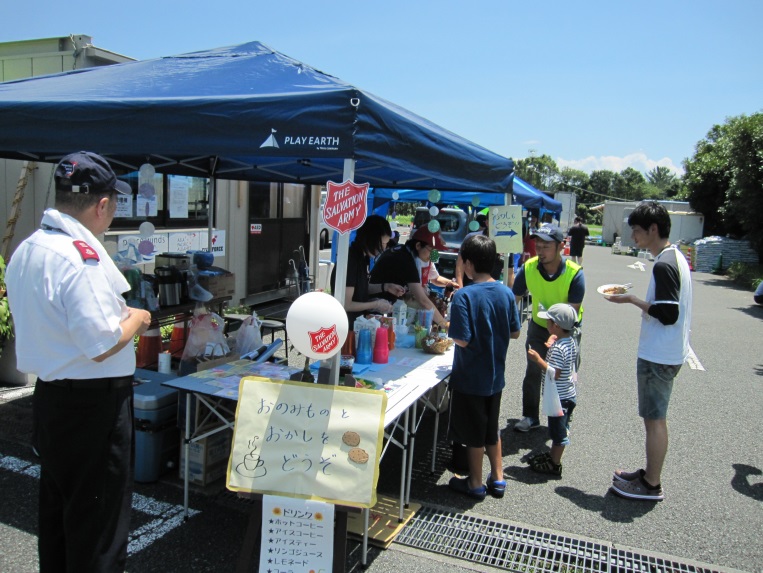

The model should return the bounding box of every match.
[370,226,448,329]
[331,215,399,326]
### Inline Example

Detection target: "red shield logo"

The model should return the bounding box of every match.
[308,325,340,355]
[324,180,369,234]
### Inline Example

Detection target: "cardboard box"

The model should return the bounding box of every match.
[179,429,233,486]
[197,273,235,298]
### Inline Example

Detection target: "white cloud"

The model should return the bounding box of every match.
[555,153,684,176]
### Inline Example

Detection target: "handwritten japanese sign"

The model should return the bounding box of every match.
[489,205,523,254]
[227,377,387,508]
[260,495,333,573]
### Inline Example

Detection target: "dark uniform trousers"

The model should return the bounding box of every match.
[34,376,134,573]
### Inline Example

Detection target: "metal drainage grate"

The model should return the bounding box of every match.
[396,506,728,573]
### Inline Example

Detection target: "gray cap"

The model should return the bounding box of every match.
[538,303,578,331]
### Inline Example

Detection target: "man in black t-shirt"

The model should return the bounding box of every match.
[566,217,590,266]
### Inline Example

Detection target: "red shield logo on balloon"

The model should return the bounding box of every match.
[323,180,369,234]
[308,325,339,355]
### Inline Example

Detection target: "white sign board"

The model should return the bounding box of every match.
[227,377,386,508]
[260,495,333,573]
[489,205,523,254]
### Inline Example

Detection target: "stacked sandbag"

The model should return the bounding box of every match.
[693,236,759,272]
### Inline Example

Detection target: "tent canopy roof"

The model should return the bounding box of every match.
[371,176,563,214]
[0,41,513,192]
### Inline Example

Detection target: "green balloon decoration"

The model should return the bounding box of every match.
[428,188,441,203]
[468,220,480,232]
[427,219,441,233]
[471,196,481,207]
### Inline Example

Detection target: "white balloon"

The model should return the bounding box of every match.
[139,163,155,180]
[429,206,439,217]
[286,292,348,360]
[139,221,155,238]
[392,191,399,200]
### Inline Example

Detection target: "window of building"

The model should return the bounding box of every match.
[110,171,210,229]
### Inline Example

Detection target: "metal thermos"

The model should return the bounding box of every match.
[155,266,182,306]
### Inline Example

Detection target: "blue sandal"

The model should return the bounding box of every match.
[448,476,487,500]
[486,477,507,498]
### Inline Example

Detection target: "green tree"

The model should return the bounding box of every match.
[514,153,559,191]
[720,113,763,253]
[588,170,622,201]
[557,167,590,208]
[616,167,647,201]
[646,166,677,191]
[665,179,687,199]
[684,112,763,253]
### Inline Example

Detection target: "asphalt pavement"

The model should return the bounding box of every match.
[1,244,761,572]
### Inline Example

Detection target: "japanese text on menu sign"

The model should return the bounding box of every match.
[227,378,387,508]
[260,495,334,573]
[489,205,523,254]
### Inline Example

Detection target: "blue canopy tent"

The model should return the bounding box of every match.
[513,177,563,216]
[369,177,562,216]
[0,41,514,382]
[0,41,512,192]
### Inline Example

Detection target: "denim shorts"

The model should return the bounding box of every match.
[548,399,576,446]
[637,358,682,419]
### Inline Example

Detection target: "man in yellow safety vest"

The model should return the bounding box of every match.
[511,224,585,433]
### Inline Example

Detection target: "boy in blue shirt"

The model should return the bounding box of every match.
[447,235,521,500]
[526,303,578,477]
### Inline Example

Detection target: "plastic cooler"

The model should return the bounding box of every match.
[133,369,180,483]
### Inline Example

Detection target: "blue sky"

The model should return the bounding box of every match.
[4,0,761,176]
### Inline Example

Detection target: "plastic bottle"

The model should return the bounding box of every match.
[392,299,407,327]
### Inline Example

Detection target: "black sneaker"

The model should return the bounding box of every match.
[529,454,562,477]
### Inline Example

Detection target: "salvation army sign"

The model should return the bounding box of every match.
[323,180,369,234]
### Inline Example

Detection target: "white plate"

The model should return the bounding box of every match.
[597,284,629,297]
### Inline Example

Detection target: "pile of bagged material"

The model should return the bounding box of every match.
[692,236,759,272]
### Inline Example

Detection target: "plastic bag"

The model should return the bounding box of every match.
[181,307,230,362]
[235,313,263,356]
[541,367,564,417]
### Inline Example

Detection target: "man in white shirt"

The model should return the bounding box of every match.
[6,151,152,571]
[605,202,692,502]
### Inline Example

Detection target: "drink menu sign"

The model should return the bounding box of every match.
[260,496,334,573]
[323,180,369,234]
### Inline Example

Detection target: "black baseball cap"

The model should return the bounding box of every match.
[532,224,564,243]
[54,151,131,195]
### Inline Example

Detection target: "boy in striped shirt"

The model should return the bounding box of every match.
[526,303,579,476]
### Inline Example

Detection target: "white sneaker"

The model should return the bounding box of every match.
[514,417,541,432]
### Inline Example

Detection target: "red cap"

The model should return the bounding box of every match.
[411,227,446,250]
